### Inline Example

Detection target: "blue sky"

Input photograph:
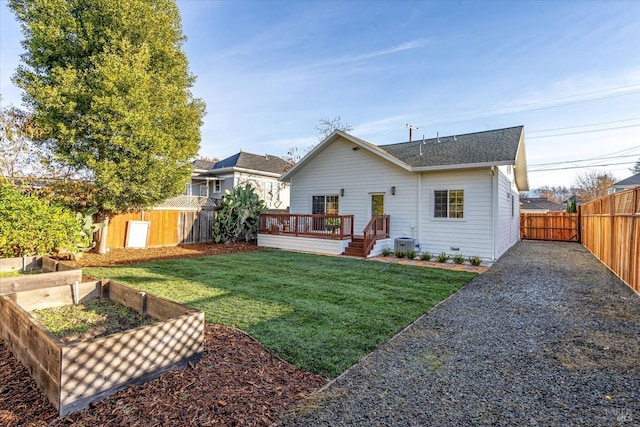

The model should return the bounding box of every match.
[1,0,639,189]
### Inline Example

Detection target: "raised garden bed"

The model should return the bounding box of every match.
[0,256,81,294]
[0,278,204,417]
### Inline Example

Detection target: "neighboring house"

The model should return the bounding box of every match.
[258,126,529,262]
[185,151,292,210]
[608,172,640,194]
[519,196,566,213]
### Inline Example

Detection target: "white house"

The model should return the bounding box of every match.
[185,151,292,210]
[258,126,529,262]
[608,172,640,194]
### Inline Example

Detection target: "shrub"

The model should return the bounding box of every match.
[420,252,432,261]
[395,249,406,258]
[406,249,417,259]
[453,254,465,264]
[381,247,392,257]
[0,183,86,257]
[468,255,482,266]
[214,183,266,244]
[436,252,450,263]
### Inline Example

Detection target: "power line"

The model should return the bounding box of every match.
[527,117,640,133]
[527,124,640,139]
[529,153,640,168]
[529,160,636,172]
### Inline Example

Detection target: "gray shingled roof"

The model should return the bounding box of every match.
[614,172,640,186]
[214,152,292,174]
[154,195,222,210]
[193,159,216,170]
[378,126,524,168]
[519,197,565,212]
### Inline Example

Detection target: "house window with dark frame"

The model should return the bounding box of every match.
[434,189,464,218]
[213,180,221,193]
[312,195,339,215]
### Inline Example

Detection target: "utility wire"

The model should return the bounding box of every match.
[529,153,640,168]
[529,160,636,172]
[527,124,640,139]
[527,117,640,133]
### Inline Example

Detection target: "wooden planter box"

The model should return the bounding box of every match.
[0,256,82,294]
[0,279,204,417]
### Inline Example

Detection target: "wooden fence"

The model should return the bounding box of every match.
[106,209,216,249]
[520,213,580,242]
[580,188,639,294]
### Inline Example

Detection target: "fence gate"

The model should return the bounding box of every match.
[520,213,580,242]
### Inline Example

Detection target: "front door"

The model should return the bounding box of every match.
[371,194,385,232]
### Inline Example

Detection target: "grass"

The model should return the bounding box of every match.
[86,249,476,377]
[0,269,41,278]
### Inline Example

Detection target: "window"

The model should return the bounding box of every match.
[213,180,221,193]
[434,189,464,218]
[312,195,339,214]
[199,184,208,197]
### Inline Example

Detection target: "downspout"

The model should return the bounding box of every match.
[417,173,423,248]
[491,166,498,261]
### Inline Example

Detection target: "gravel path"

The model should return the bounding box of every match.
[280,241,640,426]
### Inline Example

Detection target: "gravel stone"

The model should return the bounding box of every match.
[280,241,640,426]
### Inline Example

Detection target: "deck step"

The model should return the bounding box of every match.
[343,236,366,257]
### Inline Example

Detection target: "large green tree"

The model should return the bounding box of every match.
[9,0,205,252]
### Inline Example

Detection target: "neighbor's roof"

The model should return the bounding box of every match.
[379,126,524,168]
[154,195,222,210]
[193,159,216,170]
[213,151,292,174]
[519,197,565,212]
[281,126,529,191]
[613,172,640,187]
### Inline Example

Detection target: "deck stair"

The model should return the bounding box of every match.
[343,236,365,257]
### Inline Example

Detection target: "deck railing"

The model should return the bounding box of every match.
[259,214,355,240]
[363,215,390,256]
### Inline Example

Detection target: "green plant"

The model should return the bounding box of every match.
[468,255,482,266]
[420,252,432,261]
[453,254,465,264]
[436,252,450,263]
[326,217,341,232]
[0,183,86,257]
[86,250,476,377]
[406,249,417,259]
[214,183,266,244]
[395,249,406,258]
[381,247,392,257]
[72,206,105,255]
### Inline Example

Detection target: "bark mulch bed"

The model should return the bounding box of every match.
[0,324,326,426]
[1,243,326,426]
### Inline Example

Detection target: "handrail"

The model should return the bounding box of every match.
[259,213,354,240]
[362,215,390,256]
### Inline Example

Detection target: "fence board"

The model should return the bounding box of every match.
[107,209,216,249]
[520,213,579,242]
[580,188,639,294]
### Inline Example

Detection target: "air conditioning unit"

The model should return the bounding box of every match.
[394,237,416,252]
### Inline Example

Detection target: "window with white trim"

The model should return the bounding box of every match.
[199,184,208,197]
[312,195,339,215]
[434,189,464,218]
[213,180,221,193]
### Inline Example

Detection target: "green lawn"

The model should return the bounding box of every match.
[86,249,476,377]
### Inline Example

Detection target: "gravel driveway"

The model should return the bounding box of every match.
[280,241,640,426]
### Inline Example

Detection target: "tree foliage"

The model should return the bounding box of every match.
[632,158,640,175]
[573,170,616,202]
[214,184,266,245]
[0,104,45,179]
[316,116,353,142]
[9,0,205,213]
[0,183,87,257]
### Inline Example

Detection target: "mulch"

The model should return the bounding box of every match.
[1,243,327,426]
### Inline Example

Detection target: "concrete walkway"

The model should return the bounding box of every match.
[280,241,640,426]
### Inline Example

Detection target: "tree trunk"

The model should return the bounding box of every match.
[96,212,110,254]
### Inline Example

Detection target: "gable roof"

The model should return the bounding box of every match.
[281,126,529,190]
[193,159,216,170]
[213,151,292,175]
[613,172,640,187]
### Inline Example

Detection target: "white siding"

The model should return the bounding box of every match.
[289,137,417,236]
[420,169,494,261]
[495,165,520,258]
